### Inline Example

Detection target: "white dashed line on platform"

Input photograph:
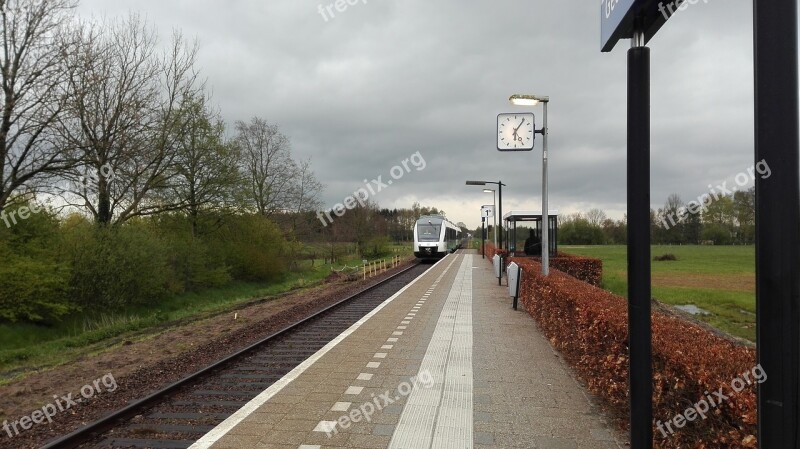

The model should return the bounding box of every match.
[331,402,350,412]
[344,386,363,395]
[312,421,335,433]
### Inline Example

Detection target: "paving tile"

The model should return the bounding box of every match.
[371,423,396,436]
[344,434,392,448]
[474,431,495,445]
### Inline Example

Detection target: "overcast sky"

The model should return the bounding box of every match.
[77,0,756,229]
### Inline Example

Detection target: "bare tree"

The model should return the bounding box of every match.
[283,157,322,236]
[234,117,297,217]
[0,0,77,211]
[659,193,684,225]
[61,15,201,224]
[586,208,607,227]
[290,157,323,214]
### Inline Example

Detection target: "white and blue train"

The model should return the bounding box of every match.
[413,215,463,260]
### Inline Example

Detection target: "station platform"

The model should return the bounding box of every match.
[189,251,625,449]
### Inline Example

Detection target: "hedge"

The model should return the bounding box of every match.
[508,256,757,448]
[482,242,603,286]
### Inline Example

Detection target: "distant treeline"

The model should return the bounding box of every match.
[555,188,756,245]
[289,202,452,257]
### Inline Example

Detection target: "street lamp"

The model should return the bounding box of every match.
[466,180,506,250]
[509,94,550,276]
[483,188,496,251]
[481,210,485,259]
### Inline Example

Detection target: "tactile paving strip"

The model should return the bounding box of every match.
[388,254,473,449]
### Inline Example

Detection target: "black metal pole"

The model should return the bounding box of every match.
[498,253,503,286]
[628,39,652,449]
[754,1,800,447]
[513,286,518,310]
[498,181,503,250]
[482,218,485,259]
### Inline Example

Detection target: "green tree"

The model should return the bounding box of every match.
[0,196,73,322]
[163,95,241,237]
[559,213,605,245]
[702,223,732,245]
[703,194,735,241]
[656,194,686,244]
[733,188,755,244]
[684,209,702,244]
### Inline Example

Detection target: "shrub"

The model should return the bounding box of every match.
[0,197,62,249]
[362,236,392,258]
[0,249,73,322]
[67,224,171,309]
[510,257,757,448]
[212,215,288,282]
[559,218,606,245]
[702,224,733,245]
[485,242,602,286]
[654,253,678,262]
[166,237,231,292]
[0,200,74,322]
[549,253,603,286]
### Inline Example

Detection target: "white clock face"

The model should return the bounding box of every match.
[497,113,535,151]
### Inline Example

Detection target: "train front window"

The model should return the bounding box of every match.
[417,224,441,241]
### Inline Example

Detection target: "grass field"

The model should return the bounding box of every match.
[561,245,756,342]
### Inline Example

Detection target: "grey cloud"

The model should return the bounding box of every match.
[78,0,755,228]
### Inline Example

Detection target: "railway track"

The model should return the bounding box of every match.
[41,262,431,449]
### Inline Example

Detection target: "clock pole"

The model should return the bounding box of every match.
[541,100,549,276]
[505,96,547,276]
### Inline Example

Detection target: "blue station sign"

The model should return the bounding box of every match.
[601,0,637,52]
[601,0,682,52]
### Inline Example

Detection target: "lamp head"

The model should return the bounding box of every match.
[509,94,549,106]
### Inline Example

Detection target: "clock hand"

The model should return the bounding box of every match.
[513,118,526,133]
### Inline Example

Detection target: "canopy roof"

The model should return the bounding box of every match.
[503,210,560,221]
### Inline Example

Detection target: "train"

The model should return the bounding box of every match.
[413,215,463,259]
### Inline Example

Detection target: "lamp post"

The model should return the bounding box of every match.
[509,94,549,276]
[466,180,506,250]
[481,215,485,259]
[484,188,496,251]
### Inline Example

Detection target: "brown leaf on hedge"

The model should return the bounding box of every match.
[741,435,757,447]
[507,255,757,449]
